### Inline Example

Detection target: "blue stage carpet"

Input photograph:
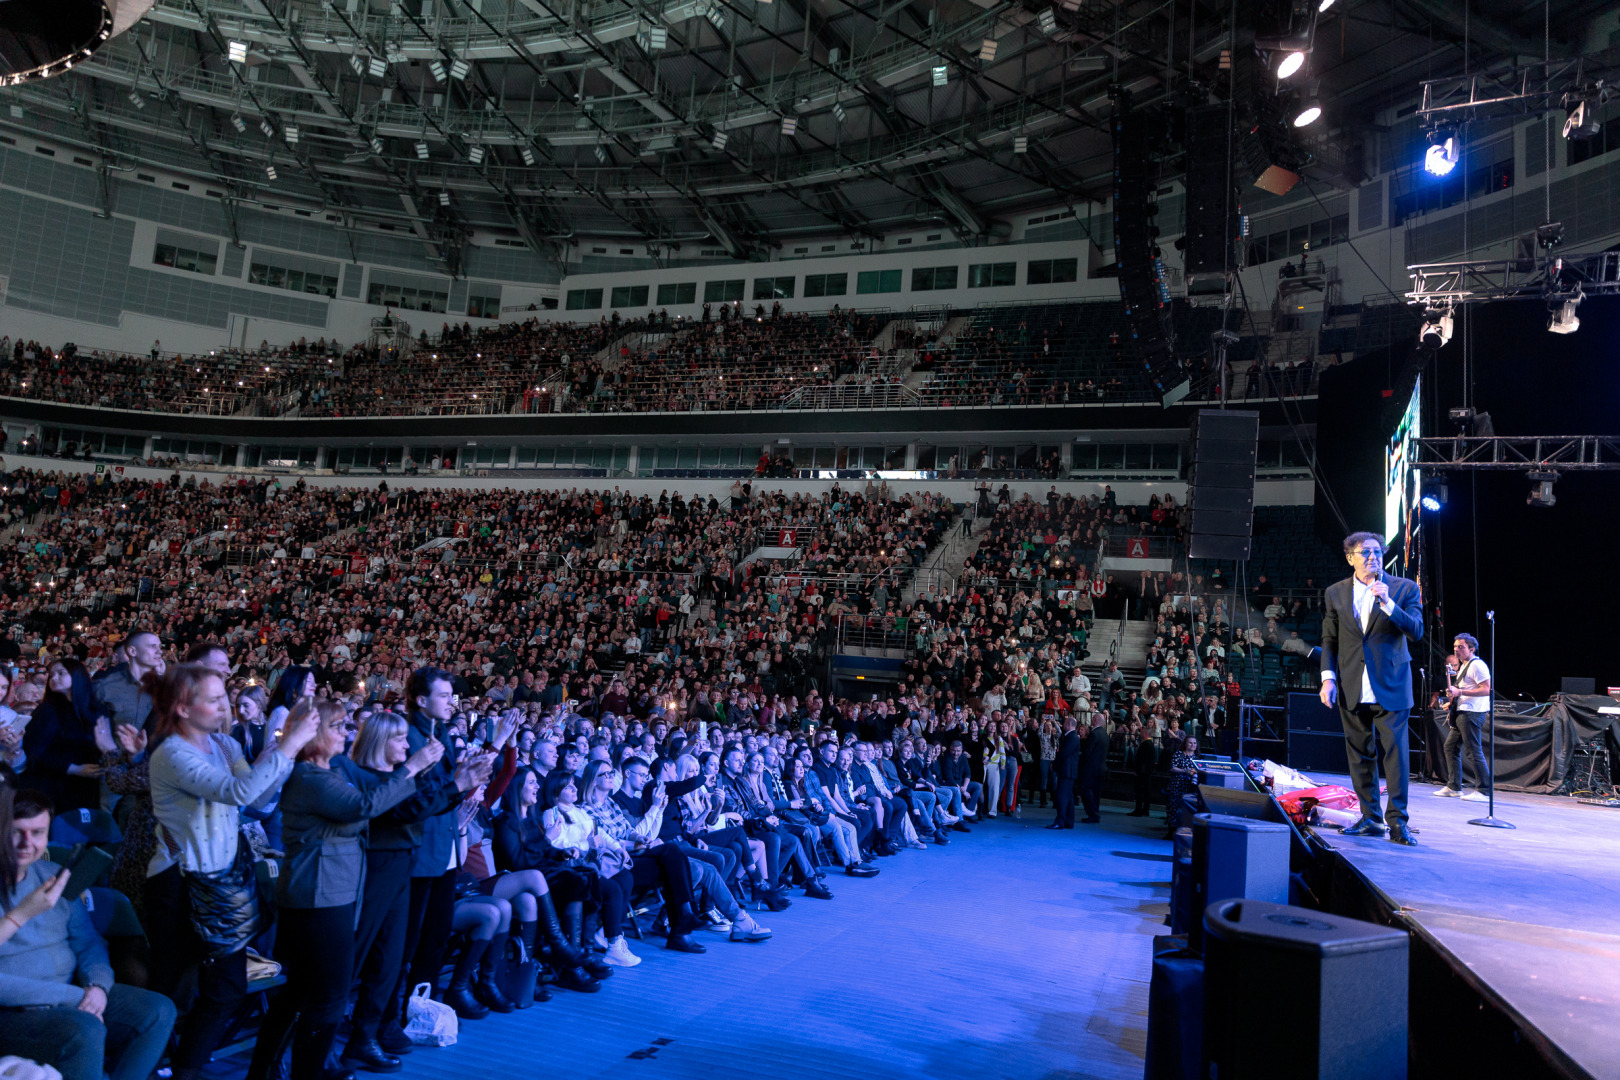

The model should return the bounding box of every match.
[383,807,1170,1080]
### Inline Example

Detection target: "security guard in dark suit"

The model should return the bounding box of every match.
[1047,714,1082,829]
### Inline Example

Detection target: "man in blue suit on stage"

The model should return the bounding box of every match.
[1319,531,1425,847]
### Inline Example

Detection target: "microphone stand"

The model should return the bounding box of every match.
[1468,610,1515,830]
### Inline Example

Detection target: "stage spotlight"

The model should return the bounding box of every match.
[1563,101,1599,140]
[1418,308,1453,350]
[1318,0,1335,10]
[1420,477,1448,513]
[1276,52,1305,79]
[1526,470,1558,508]
[1547,291,1582,335]
[1424,134,1459,176]
[1292,102,1321,127]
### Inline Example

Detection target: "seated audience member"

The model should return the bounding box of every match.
[540,770,642,967]
[0,787,177,1080]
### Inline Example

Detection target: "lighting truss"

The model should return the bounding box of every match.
[1408,251,1620,306]
[1416,56,1620,128]
[1415,435,1620,472]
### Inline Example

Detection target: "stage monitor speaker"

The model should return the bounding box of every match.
[1561,676,1596,695]
[1203,899,1408,1080]
[1286,691,1340,734]
[1189,813,1290,953]
[1145,936,1204,1080]
[1181,105,1237,276]
[1286,730,1346,775]
[1187,409,1259,560]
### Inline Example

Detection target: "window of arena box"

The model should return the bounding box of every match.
[610,285,649,308]
[968,261,1017,287]
[368,281,449,312]
[153,242,217,276]
[565,288,603,310]
[250,260,339,298]
[703,279,745,303]
[753,276,795,300]
[656,282,697,305]
[803,273,847,297]
[1026,257,1078,285]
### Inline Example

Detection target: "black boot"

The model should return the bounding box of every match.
[560,900,612,981]
[292,1021,355,1080]
[474,932,516,1013]
[340,1032,403,1074]
[542,894,604,987]
[443,938,492,1020]
[245,1001,298,1080]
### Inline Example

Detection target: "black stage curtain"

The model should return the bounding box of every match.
[1472,694,1620,794]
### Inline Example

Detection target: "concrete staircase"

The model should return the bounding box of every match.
[1079,617,1156,697]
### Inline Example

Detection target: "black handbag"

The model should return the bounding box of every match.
[181,841,263,959]
[495,935,539,1009]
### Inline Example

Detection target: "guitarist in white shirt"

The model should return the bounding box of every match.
[1435,633,1492,801]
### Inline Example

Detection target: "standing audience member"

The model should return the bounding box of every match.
[246,701,441,1080]
[1078,713,1110,824]
[144,663,317,1080]
[20,661,101,813]
[1047,716,1081,830]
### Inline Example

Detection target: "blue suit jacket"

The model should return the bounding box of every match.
[1319,574,1425,711]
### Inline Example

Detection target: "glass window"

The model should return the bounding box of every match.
[565,288,603,310]
[915,445,937,470]
[968,262,1016,288]
[253,260,336,298]
[804,273,848,297]
[856,269,902,294]
[753,276,795,300]
[468,292,501,319]
[1096,444,1124,469]
[656,282,697,305]
[1027,258,1078,285]
[610,285,650,308]
[155,242,218,275]
[912,266,958,291]
[703,279,745,303]
[1124,444,1152,470]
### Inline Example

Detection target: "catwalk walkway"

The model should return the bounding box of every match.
[383,805,1169,1080]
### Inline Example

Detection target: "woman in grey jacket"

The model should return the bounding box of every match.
[246,700,441,1080]
[145,663,319,1080]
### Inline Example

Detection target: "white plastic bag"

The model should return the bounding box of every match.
[1262,760,1318,795]
[403,982,458,1047]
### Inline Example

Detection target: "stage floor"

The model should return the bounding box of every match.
[1309,774,1620,1080]
[270,807,1173,1080]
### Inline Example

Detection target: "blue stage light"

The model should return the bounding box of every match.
[1424,135,1458,176]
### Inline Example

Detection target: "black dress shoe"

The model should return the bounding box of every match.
[1388,824,1418,846]
[846,863,880,877]
[952,822,971,833]
[1342,818,1388,837]
[666,933,708,953]
[1044,823,1064,830]
[554,966,602,993]
[804,878,834,900]
[340,1036,402,1074]
[376,1023,413,1056]
[933,833,950,845]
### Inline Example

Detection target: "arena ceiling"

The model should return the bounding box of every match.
[0,0,1603,262]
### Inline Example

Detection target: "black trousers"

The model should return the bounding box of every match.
[1079,778,1102,820]
[1133,772,1154,813]
[351,848,411,1039]
[1444,712,1491,792]
[396,870,457,1008]
[1340,702,1411,826]
[1052,779,1076,827]
[144,865,249,1070]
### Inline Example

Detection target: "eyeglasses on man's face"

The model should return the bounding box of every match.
[1350,548,1383,561]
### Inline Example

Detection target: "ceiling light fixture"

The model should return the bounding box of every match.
[781,116,797,135]
[227,40,247,64]
[429,60,446,83]
[260,119,275,137]
[1014,135,1028,153]
[349,55,365,76]
[265,164,277,180]
[416,140,430,159]
[450,59,470,81]
[595,145,607,162]
[369,56,387,78]
[1276,51,1305,79]
[979,39,997,62]
[1526,470,1558,507]
[644,26,668,50]
[1318,0,1336,11]
[127,90,144,109]
[706,6,726,29]
[231,114,246,132]
[520,146,536,165]
[1292,102,1322,127]
[932,65,949,87]
[439,190,450,206]
[832,101,846,123]
[711,130,729,150]
[283,124,299,144]
[370,135,384,153]
[467,144,484,164]
[1038,7,1057,34]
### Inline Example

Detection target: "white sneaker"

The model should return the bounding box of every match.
[1461,789,1490,802]
[603,936,641,967]
[1432,787,1462,798]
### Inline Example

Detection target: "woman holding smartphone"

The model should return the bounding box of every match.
[145,663,317,1080]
